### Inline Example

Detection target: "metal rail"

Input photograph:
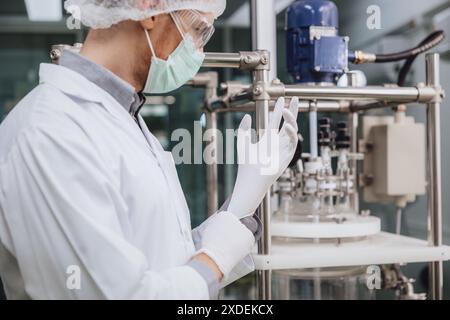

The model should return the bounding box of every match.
[426,53,443,300]
[282,85,437,103]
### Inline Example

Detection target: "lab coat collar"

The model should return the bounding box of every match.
[39,63,134,122]
[58,51,146,118]
[59,50,136,111]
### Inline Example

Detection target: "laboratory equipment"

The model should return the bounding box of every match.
[51,0,449,301]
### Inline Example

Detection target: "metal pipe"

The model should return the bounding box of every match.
[224,84,438,111]
[229,90,254,107]
[186,72,218,89]
[187,73,220,216]
[348,100,396,112]
[221,83,252,92]
[203,51,269,70]
[203,52,241,69]
[225,100,348,113]
[253,68,272,300]
[251,0,276,300]
[309,111,318,159]
[251,0,278,80]
[346,72,360,215]
[222,93,438,114]
[396,208,402,235]
[425,53,443,300]
[223,26,236,199]
[215,106,257,113]
[349,112,359,214]
[205,111,219,215]
[283,85,437,103]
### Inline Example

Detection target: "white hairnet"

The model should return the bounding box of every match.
[64,0,226,29]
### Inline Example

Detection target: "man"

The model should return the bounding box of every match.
[0,0,299,299]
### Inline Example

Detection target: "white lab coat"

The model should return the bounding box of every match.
[0,63,253,300]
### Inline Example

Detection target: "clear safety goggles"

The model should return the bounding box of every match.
[170,10,215,49]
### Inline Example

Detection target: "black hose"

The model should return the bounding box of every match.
[397,31,445,86]
[374,30,445,63]
[397,54,418,86]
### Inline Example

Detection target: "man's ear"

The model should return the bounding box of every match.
[140,16,156,31]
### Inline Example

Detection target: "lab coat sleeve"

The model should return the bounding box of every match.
[192,217,255,289]
[0,125,209,300]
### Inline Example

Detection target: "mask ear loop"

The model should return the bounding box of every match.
[144,29,157,59]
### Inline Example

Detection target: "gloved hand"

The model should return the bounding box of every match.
[197,211,255,277]
[228,97,299,218]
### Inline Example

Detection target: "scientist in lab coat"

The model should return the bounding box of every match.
[0,0,300,299]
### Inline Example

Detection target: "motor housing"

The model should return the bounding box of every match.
[286,0,349,84]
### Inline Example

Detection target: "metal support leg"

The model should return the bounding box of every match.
[223,26,235,197]
[251,0,277,300]
[349,112,359,214]
[254,67,272,300]
[188,73,220,216]
[346,71,360,214]
[206,111,219,215]
[425,53,443,300]
[251,0,277,81]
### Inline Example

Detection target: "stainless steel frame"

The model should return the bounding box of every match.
[48,30,445,301]
[201,50,274,299]
[199,51,444,300]
[52,44,442,300]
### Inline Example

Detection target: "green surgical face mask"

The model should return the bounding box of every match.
[143,28,205,94]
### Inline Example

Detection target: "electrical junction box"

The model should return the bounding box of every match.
[361,116,426,207]
[313,36,348,74]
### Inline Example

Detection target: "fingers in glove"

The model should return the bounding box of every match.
[282,108,298,132]
[289,97,299,122]
[237,114,252,141]
[239,114,252,131]
[270,97,285,131]
[283,123,299,143]
[237,115,253,164]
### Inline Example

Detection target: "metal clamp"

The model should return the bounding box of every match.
[416,83,445,104]
[252,78,286,101]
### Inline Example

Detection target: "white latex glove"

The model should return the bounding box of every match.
[192,210,257,288]
[228,97,299,218]
[197,211,255,277]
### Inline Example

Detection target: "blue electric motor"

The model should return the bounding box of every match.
[286,0,349,84]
